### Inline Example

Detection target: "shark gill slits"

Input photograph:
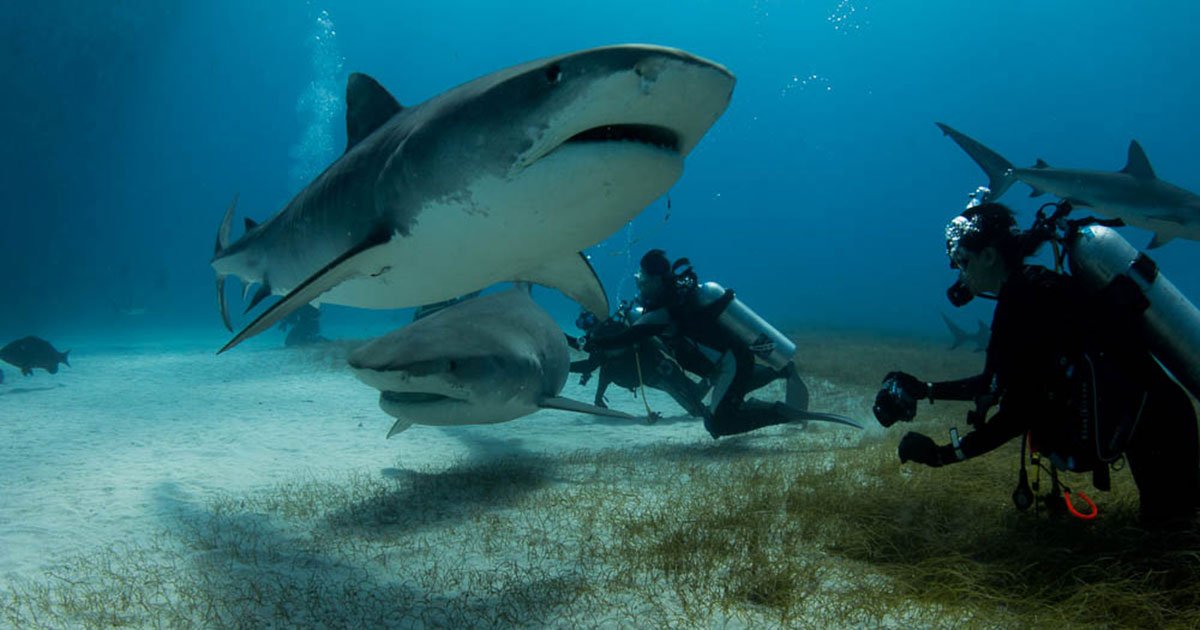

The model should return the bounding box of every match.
[566,124,680,152]
[544,64,562,85]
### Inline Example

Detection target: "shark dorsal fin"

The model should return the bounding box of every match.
[243,217,259,232]
[1121,140,1156,179]
[345,73,403,152]
[1033,158,1050,169]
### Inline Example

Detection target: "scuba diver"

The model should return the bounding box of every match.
[873,199,1200,526]
[278,303,326,347]
[586,249,859,439]
[568,301,711,419]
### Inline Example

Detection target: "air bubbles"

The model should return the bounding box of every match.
[290,7,346,190]
[781,73,832,96]
[828,0,868,33]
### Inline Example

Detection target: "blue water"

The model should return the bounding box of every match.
[4,0,1200,347]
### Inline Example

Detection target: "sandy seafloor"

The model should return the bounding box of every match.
[0,328,895,626]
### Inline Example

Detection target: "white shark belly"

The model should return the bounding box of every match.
[320,143,682,309]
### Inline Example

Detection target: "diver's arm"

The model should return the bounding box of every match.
[955,404,1029,459]
[928,374,990,402]
[898,404,1027,467]
[586,309,670,351]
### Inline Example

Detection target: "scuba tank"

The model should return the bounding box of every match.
[693,281,797,370]
[1067,224,1200,402]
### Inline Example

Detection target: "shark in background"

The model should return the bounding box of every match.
[936,122,1200,249]
[347,287,633,437]
[941,313,989,352]
[211,44,735,352]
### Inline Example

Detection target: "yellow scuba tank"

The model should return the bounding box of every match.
[1067,224,1200,401]
[693,281,797,370]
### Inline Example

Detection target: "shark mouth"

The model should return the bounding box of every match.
[564,124,680,153]
[381,391,459,405]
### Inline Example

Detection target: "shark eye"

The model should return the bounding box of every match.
[545,64,562,85]
[448,360,458,371]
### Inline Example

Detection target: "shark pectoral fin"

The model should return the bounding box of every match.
[540,396,635,419]
[514,252,609,317]
[1148,232,1175,249]
[386,417,414,438]
[218,227,394,354]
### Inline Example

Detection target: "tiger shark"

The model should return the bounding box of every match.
[936,122,1200,249]
[347,287,634,437]
[211,45,735,352]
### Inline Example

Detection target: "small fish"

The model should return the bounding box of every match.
[0,336,71,376]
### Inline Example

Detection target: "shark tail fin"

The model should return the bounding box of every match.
[935,123,1017,200]
[941,313,967,350]
[60,350,70,367]
[214,194,239,332]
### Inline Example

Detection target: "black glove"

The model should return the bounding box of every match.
[898,431,953,467]
[873,371,930,428]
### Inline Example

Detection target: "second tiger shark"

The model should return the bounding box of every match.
[937,122,1200,249]
[211,44,735,352]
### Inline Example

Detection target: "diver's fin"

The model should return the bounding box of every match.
[540,396,635,419]
[386,417,414,438]
[935,122,1017,199]
[513,252,609,317]
[219,226,394,354]
[345,73,403,152]
[214,193,239,332]
[1148,232,1174,249]
[244,282,273,314]
[1121,140,1156,179]
[788,409,864,429]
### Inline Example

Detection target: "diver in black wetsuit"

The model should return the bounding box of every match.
[586,249,813,438]
[874,202,1200,526]
[569,303,711,418]
[279,304,326,347]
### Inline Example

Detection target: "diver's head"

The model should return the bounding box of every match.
[635,248,672,305]
[945,203,1033,301]
[575,309,599,332]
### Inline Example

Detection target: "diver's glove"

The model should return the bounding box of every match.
[897,432,958,467]
[874,371,931,427]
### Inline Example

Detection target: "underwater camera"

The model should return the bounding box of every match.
[873,372,922,427]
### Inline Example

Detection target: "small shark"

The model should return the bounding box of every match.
[212,45,735,352]
[348,287,634,437]
[940,313,989,352]
[936,122,1200,249]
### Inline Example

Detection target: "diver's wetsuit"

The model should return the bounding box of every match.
[569,330,711,418]
[931,265,1199,523]
[588,284,802,438]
